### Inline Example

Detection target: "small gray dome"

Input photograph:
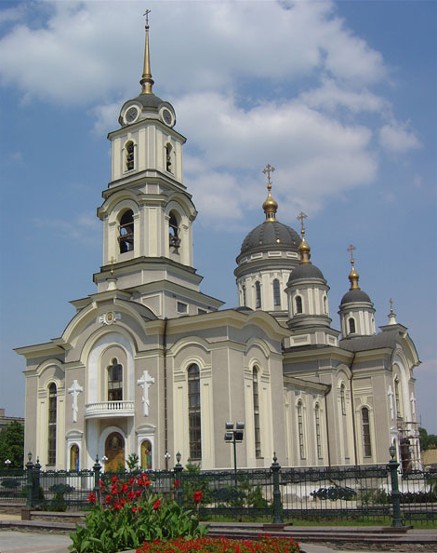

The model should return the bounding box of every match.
[240,221,300,255]
[134,93,167,110]
[340,288,372,305]
[288,263,325,284]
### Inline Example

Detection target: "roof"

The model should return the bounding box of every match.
[287,262,325,284]
[240,220,300,256]
[340,328,401,352]
[340,288,372,305]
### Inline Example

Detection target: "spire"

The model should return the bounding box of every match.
[347,244,360,290]
[297,211,311,264]
[262,164,278,221]
[140,9,154,95]
[388,298,398,325]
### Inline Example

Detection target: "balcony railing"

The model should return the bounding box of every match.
[85,401,135,419]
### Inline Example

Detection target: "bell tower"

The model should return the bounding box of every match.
[94,13,222,318]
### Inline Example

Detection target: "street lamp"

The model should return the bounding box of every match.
[4,459,11,469]
[224,421,245,485]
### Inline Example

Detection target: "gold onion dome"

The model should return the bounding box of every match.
[297,212,311,264]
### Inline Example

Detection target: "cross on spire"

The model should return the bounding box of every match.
[297,211,307,236]
[262,164,275,190]
[143,9,151,28]
[347,244,356,265]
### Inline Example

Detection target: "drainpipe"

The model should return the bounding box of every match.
[163,317,169,469]
[324,385,332,467]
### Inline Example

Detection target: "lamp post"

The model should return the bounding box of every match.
[388,444,403,528]
[164,451,171,471]
[224,421,245,486]
[4,459,11,469]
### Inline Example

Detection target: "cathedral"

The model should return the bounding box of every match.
[16,19,421,473]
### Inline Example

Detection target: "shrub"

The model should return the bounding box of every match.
[69,473,206,553]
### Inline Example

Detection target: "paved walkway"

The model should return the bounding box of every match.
[0,530,382,553]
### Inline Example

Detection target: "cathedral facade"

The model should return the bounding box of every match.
[16,21,421,473]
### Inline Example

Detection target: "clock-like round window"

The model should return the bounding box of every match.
[125,106,139,124]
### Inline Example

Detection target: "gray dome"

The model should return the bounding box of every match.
[134,93,167,110]
[287,263,325,284]
[340,288,372,305]
[240,221,300,255]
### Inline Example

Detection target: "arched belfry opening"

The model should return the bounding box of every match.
[169,211,180,250]
[118,210,134,253]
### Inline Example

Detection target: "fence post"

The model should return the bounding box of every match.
[387,445,403,528]
[33,458,41,508]
[93,455,102,502]
[26,452,34,508]
[271,453,283,525]
[174,452,183,507]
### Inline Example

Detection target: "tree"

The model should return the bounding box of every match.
[0,421,24,468]
[419,427,437,451]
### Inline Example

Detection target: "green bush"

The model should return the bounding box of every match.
[69,473,206,553]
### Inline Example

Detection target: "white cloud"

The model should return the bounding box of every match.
[179,92,376,223]
[379,123,421,153]
[299,79,387,114]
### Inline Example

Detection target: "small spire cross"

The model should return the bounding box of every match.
[389,297,394,312]
[347,244,356,265]
[143,9,151,28]
[262,164,275,190]
[297,211,307,235]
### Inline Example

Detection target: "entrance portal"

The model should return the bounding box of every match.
[105,432,125,471]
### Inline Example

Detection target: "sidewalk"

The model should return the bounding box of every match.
[0,530,392,553]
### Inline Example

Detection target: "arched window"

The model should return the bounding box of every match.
[361,407,372,457]
[48,383,57,465]
[253,367,261,458]
[169,211,180,249]
[188,364,201,460]
[125,141,135,171]
[348,317,356,334]
[165,143,173,173]
[295,296,303,314]
[108,358,123,401]
[315,403,322,459]
[394,378,402,418]
[255,281,261,309]
[70,444,79,471]
[119,210,134,253]
[340,383,346,416]
[297,400,306,460]
[273,279,281,307]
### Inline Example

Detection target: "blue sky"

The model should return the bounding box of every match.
[0,0,436,434]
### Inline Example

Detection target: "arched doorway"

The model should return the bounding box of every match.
[141,439,153,469]
[105,432,125,472]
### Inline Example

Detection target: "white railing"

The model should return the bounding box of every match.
[85,401,135,419]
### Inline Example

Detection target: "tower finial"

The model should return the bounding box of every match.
[140,9,154,94]
[297,212,311,263]
[347,244,360,290]
[388,297,398,325]
[262,164,278,221]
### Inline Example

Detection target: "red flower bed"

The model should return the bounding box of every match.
[137,535,300,552]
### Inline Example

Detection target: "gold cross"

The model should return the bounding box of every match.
[297,211,307,234]
[143,9,151,27]
[262,164,275,189]
[347,244,356,264]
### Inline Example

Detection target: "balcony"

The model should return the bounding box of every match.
[85,401,135,419]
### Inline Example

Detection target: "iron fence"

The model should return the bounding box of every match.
[1,457,435,526]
